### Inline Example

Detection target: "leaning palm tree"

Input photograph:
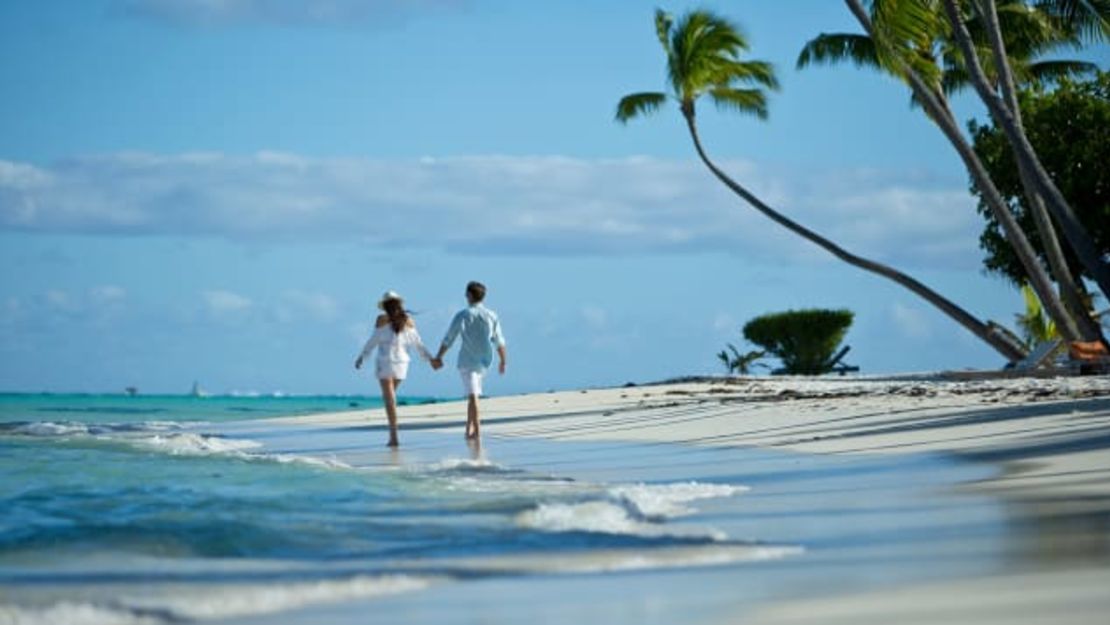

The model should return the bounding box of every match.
[966,0,1107,343]
[831,0,1100,345]
[801,0,1104,343]
[616,8,1025,361]
[940,0,1110,304]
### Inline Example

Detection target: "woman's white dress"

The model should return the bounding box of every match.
[358,324,433,380]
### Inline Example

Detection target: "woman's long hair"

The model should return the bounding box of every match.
[382,298,409,333]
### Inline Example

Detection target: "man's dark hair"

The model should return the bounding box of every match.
[466,281,486,304]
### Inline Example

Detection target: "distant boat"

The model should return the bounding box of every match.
[124,386,138,397]
[190,381,207,398]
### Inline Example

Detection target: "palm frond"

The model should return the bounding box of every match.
[997,0,1073,53]
[797,33,882,70]
[620,8,776,125]
[871,0,946,56]
[1023,58,1100,84]
[717,59,781,90]
[1034,0,1110,41]
[936,1,1098,89]
[655,9,675,56]
[939,64,972,95]
[671,10,751,97]
[863,0,948,86]
[1017,283,1058,347]
[615,92,669,123]
[963,1,1080,60]
[708,87,769,119]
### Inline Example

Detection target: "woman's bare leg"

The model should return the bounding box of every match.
[379,378,400,447]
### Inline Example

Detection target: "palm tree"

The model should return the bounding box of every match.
[616,9,1026,361]
[972,0,1106,342]
[940,0,1110,337]
[799,2,1098,104]
[828,0,1096,347]
[801,0,1105,343]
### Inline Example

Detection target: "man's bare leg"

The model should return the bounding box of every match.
[465,394,480,439]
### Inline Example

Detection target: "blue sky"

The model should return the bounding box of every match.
[1,1,1107,396]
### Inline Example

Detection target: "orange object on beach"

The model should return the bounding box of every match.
[1069,341,1109,361]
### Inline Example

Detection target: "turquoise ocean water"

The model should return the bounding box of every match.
[3,392,1069,625]
[0,394,779,624]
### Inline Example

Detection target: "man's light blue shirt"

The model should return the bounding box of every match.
[440,304,505,372]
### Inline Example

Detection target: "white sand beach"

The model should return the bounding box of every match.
[266,374,1110,624]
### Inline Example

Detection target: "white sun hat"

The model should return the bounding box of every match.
[377,290,403,310]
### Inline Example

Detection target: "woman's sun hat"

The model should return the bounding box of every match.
[378,290,403,310]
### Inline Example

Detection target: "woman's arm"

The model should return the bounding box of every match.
[355,325,388,368]
[407,324,435,363]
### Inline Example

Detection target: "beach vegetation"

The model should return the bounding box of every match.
[970,71,1110,295]
[717,343,768,375]
[742,309,855,375]
[1015,283,1060,348]
[616,7,1028,364]
[803,0,1109,348]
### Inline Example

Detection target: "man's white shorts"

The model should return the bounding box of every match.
[459,369,484,397]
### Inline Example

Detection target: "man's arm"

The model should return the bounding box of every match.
[433,312,463,367]
[491,315,506,374]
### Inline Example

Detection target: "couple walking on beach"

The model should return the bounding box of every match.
[354,281,507,447]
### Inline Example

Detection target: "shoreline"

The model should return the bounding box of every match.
[265,373,1110,624]
[282,374,1110,499]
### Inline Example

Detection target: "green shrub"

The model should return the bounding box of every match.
[742,309,854,375]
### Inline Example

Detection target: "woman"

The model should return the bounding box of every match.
[354,291,435,447]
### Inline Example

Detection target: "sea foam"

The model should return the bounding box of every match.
[0,575,433,625]
[1,420,352,470]
[515,480,744,541]
[611,482,747,520]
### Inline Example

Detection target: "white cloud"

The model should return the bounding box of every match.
[90,285,127,304]
[45,290,76,312]
[117,0,465,27]
[0,152,986,269]
[712,312,738,334]
[579,305,608,330]
[0,287,128,325]
[203,290,253,315]
[891,301,933,340]
[1,296,25,326]
[279,291,340,322]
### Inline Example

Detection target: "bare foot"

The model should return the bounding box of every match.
[387,438,399,448]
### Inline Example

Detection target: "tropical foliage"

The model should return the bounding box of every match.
[807,0,1110,345]
[798,0,1100,107]
[615,9,779,124]
[1015,284,1060,348]
[970,71,1110,287]
[717,343,767,375]
[616,7,1027,362]
[743,309,856,375]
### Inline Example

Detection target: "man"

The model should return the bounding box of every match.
[433,281,507,439]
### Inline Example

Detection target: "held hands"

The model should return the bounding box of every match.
[430,357,444,371]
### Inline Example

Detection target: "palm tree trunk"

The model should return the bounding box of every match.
[942,0,1110,304]
[843,0,1082,345]
[679,104,1026,362]
[977,0,1106,343]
